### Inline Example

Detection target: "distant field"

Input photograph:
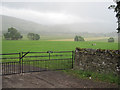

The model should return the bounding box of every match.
[2,40,118,53]
[21,34,74,41]
[48,37,118,42]
[3,35,118,42]
[49,37,110,41]
[85,37,109,41]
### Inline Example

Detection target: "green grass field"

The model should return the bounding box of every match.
[2,40,118,53]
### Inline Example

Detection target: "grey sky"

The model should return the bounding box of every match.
[0,0,117,32]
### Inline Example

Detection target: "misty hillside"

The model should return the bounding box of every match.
[1,15,117,37]
[2,15,47,34]
[2,15,75,34]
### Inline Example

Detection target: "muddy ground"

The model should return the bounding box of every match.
[2,70,118,88]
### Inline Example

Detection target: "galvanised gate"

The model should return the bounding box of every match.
[0,51,74,75]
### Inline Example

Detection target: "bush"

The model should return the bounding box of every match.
[74,36,85,41]
[108,37,114,42]
[27,33,40,40]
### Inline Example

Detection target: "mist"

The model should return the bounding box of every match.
[0,1,117,33]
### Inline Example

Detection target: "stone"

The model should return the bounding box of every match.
[74,48,119,75]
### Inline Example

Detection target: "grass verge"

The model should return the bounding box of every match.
[62,69,120,85]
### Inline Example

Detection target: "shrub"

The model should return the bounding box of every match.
[108,37,114,42]
[74,36,85,41]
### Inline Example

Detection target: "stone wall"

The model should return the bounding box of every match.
[74,48,120,75]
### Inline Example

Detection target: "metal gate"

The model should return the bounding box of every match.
[0,51,74,75]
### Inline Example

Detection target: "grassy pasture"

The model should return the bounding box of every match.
[2,40,118,53]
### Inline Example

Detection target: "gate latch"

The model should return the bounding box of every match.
[47,51,53,53]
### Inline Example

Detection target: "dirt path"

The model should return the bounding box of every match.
[2,71,118,88]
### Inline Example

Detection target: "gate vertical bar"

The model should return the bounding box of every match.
[49,53,50,60]
[49,53,50,70]
[72,51,74,69]
[22,52,23,73]
[19,52,21,73]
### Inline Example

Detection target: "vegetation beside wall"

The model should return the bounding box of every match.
[63,69,120,85]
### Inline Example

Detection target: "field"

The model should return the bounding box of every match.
[2,40,118,53]
[48,37,117,42]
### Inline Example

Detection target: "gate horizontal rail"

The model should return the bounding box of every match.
[22,51,72,53]
[0,53,19,55]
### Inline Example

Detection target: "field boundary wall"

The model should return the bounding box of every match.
[74,48,120,75]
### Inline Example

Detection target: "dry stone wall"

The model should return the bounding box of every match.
[74,48,120,75]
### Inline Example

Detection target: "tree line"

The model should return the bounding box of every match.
[4,27,40,40]
[4,27,115,42]
[74,35,115,42]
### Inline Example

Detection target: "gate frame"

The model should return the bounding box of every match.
[1,51,75,75]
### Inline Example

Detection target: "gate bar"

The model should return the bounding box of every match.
[19,53,21,73]
[72,51,74,68]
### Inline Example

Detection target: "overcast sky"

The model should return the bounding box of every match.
[0,0,117,33]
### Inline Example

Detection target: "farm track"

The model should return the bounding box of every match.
[2,68,118,88]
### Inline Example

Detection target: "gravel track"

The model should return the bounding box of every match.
[2,70,118,88]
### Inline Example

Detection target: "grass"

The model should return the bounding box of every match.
[21,51,73,70]
[2,40,118,53]
[63,69,120,85]
[23,59,72,70]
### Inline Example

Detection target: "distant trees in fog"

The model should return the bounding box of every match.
[4,27,23,40]
[74,36,85,41]
[4,27,40,40]
[27,33,40,40]
[108,37,114,42]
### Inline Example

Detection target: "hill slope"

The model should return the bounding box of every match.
[2,15,47,34]
[1,15,117,38]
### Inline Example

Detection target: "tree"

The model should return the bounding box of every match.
[108,0,120,33]
[77,36,85,41]
[27,33,34,40]
[27,33,40,40]
[74,36,78,41]
[108,37,114,42]
[4,27,23,40]
[34,34,40,40]
[74,35,85,41]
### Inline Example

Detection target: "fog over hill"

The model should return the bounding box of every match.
[1,15,118,37]
[2,15,47,34]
